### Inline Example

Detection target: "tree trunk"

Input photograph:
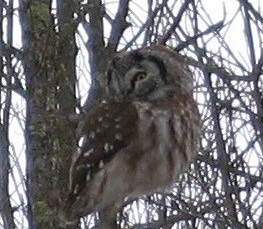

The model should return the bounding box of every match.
[20,0,78,228]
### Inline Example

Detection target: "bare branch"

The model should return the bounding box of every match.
[175,20,224,52]
[158,0,192,44]
[106,0,131,53]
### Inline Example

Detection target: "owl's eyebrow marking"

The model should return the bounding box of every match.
[107,68,122,94]
[106,69,112,85]
[148,55,167,83]
[132,51,144,61]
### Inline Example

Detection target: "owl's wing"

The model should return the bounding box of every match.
[69,102,138,196]
[63,98,200,222]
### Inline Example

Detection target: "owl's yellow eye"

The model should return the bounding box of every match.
[134,72,147,81]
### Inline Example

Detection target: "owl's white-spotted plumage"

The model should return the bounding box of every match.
[63,45,201,221]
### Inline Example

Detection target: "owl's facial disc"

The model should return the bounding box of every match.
[106,53,169,101]
[123,58,169,100]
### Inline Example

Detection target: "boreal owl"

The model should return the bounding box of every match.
[61,45,201,225]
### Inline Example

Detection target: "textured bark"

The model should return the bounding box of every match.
[21,0,77,228]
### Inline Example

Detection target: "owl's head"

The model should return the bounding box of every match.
[105,45,193,102]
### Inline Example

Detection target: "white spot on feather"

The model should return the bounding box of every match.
[115,124,121,129]
[73,185,79,194]
[104,143,110,152]
[86,172,91,181]
[84,149,94,157]
[89,132,95,139]
[102,122,110,128]
[115,133,123,141]
[115,116,122,122]
[99,160,104,168]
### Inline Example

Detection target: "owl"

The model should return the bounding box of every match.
[61,45,201,225]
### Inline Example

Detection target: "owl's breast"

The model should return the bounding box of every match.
[68,98,200,216]
[132,99,200,183]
